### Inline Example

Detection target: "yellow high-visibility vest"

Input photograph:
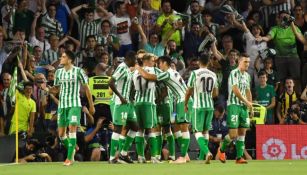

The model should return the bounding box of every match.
[251,103,267,124]
[88,76,112,105]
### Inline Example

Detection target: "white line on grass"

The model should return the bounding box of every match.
[0,163,18,167]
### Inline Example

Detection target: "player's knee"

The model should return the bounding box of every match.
[228,133,237,140]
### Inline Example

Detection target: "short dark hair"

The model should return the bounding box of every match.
[199,54,210,65]
[125,50,136,62]
[191,22,201,27]
[162,0,171,6]
[239,53,250,58]
[115,1,125,12]
[258,70,267,78]
[23,81,34,88]
[86,35,96,41]
[65,50,76,63]
[190,0,199,5]
[279,10,289,16]
[101,20,111,27]
[158,56,172,66]
[215,105,225,113]
[84,7,95,14]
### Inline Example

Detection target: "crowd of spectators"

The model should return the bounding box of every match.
[0,0,307,162]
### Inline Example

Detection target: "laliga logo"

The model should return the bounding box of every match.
[262,138,286,160]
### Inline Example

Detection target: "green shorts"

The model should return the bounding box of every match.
[57,107,81,127]
[192,108,213,132]
[113,103,137,126]
[227,104,250,129]
[135,102,157,129]
[175,100,193,123]
[157,103,172,126]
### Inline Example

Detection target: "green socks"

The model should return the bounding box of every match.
[221,134,232,152]
[118,135,126,152]
[60,135,69,149]
[180,131,190,157]
[148,133,158,157]
[110,132,120,160]
[236,136,245,159]
[195,132,206,160]
[166,132,175,159]
[121,130,137,156]
[155,132,163,159]
[135,132,145,157]
[67,132,77,161]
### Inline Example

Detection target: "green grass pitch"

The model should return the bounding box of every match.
[1,160,306,175]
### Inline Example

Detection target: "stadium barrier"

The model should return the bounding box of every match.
[256,125,307,160]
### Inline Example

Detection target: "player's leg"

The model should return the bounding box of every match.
[172,101,191,163]
[236,106,250,164]
[57,108,69,149]
[65,107,81,165]
[120,104,139,159]
[218,105,240,163]
[135,129,146,163]
[143,103,160,163]
[109,104,126,162]
[118,126,127,152]
[192,108,206,160]
[163,125,175,160]
[133,103,146,162]
[203,109,214,164]
[154,125,163,160]
[236,128,247,163]
[158,103,174,160]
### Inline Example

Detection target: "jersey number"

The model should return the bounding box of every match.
[97,92,105,98]
[201,77,214,93]
[231,115,238,123]
[137,75,148,92]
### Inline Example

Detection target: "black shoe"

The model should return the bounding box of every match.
[109,158,118,164]
[119,154,134,164]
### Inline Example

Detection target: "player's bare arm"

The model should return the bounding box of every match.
[232,85,252,108]
[136,66,157,81]
[108,78,127,104]
[83,84,95,115]
[184,87,193,112]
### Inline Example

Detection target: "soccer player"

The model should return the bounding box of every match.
[136,55,193,164]
[108,51,138,164]
[130,54,163,163]
[185,54,218,164]
[155,82,175,161]
[218,53,253,164]
[52,50,95,166]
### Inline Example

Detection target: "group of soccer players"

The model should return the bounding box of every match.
[53,49,253,166]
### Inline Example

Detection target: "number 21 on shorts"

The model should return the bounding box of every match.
[231,115,238,123]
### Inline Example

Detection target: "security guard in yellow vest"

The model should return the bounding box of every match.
[251,103,267,124]
[89,75,112,123]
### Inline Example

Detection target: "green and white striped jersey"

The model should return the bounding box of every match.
[43,49,59,65]
[54,66,88,108]
[227,68,251,106]
[156,81,171,105]
[157,69,187,103]
[111,62,133,105]
[79,19,99,48]
[133,66,162,104]
[187,68,218,109]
